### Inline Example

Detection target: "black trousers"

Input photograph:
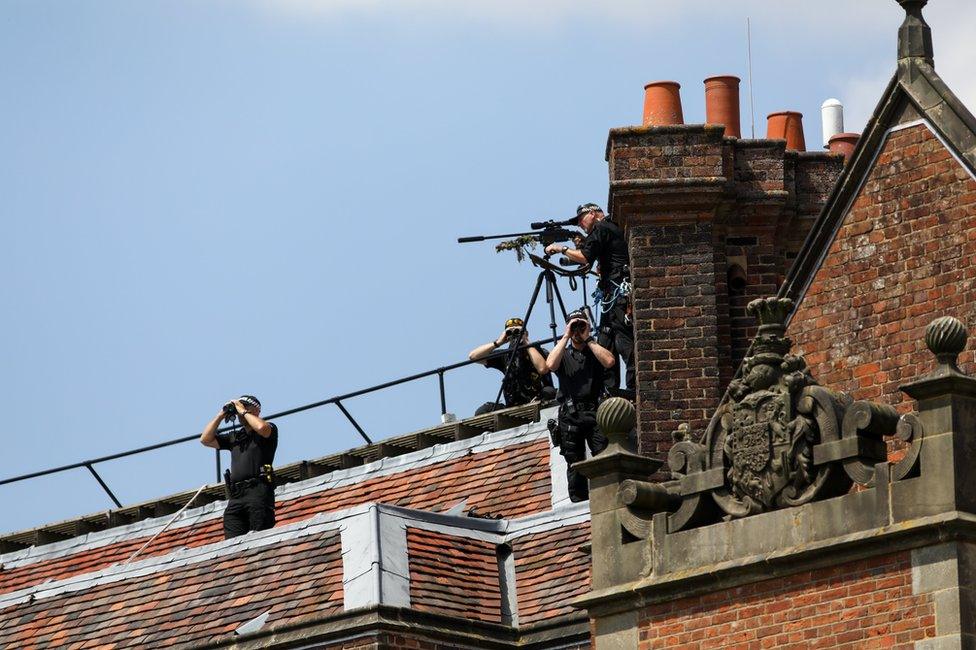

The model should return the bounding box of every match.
[597,299,635,392]
[558,403,607,502]
[223,482,276,539]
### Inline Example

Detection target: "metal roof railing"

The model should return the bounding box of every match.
[0,340,552,510]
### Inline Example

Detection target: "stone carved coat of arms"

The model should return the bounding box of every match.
[728,388,795,508]
[709,297,830,517]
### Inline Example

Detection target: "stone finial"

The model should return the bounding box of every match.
[596,397,636,448]
[925,316,968,369]
[897,0,934,64]
[901,315,976,400]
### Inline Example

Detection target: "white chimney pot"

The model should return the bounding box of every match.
[821,98,844,149]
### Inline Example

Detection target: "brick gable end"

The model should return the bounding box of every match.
[788,124,976,410]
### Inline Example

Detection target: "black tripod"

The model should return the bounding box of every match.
[491,255,576,407]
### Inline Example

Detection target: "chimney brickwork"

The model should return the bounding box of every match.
[608,123,844,459]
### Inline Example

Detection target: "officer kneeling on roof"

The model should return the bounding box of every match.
[200,395,279,539]
[468,317,553,415]
[546,310,616,502]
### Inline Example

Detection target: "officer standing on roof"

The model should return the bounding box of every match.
[468,317,553,415]
[546,310,616,502]
[545,203,634,392]
[200,395,279,539]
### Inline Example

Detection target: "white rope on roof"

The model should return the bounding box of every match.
[122,484,208,567]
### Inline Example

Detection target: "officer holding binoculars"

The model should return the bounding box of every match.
[545,310,615,502]
[545,203,634,392]
[469,317,552,415]
[200,395,278,539]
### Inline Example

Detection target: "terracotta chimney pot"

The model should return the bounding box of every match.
[704,75,741,138]
[767,111,806,151]
[643,81,684,127]
[828,132,860,161]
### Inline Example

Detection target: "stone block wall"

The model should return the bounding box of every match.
[578,334,976,649]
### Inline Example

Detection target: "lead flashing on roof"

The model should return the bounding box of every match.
[0,497,589,613]
[0,504,370,612]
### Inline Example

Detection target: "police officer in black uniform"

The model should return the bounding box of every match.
[546,203,634,392]
[546,310,616,502]
[469,317,552,414]
[200,395,279,539]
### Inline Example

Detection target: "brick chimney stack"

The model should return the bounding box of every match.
[607,80,845,459]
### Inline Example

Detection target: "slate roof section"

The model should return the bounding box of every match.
[0,529,343,649]
[781,1,976,308]
[407,527,502,624]
[512,522,591,625]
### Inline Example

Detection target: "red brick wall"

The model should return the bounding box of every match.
[630,219,725,460]
[607,125,727,184]
[316,632,591,650]
[314,634,479,650]
[316,637,381,650]
[639,552,935,649]
[788,124,976,411]
[379,634,480,649]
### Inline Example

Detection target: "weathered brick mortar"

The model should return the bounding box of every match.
[608,125,843,458]
[638,552,936,649]
[788,124,976,411]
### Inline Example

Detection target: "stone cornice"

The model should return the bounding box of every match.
[575,510,976,617]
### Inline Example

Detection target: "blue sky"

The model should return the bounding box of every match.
[3,0,973,533]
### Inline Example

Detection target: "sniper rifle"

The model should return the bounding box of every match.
[457,219,580,262]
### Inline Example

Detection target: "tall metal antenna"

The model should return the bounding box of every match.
[747,17,756,138]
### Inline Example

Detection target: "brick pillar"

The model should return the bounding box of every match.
[629,219,725,459]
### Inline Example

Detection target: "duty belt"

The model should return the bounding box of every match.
[224,465,275,498]
[561,398,597,411]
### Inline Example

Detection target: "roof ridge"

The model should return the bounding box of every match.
[0,411,553,569]
[0,402,548,556]
[0,498,588,614]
